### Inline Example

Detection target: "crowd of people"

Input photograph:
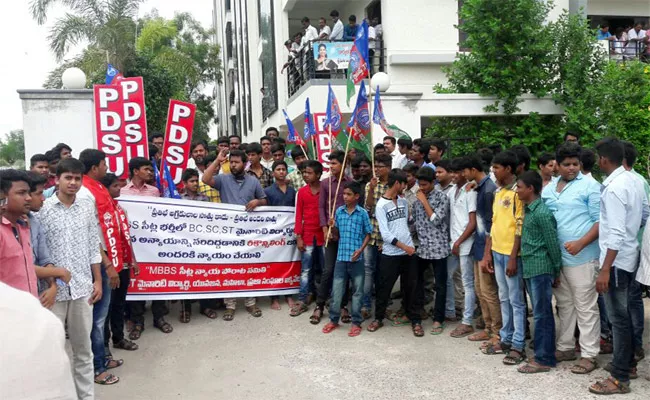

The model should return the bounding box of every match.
[2,126,650,397]
[282,10,383,95]
[598,21,649,61]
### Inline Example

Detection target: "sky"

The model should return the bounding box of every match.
[1,0,215,138]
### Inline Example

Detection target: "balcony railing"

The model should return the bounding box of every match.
[605,40,649,63]
[283,40,386,97]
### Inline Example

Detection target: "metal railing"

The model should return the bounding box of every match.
[605,40,649,63]
[282,40,387,97]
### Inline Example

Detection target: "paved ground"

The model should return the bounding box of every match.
[96,298,650,400]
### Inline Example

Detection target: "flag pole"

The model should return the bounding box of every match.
[370,88,376,178]
[328,125,333,223]
[325,131,352,247]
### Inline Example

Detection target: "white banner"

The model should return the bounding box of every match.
[118,196,301,300]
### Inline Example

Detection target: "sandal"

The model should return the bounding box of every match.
[200,308,218,319]
[468,331,491,342]
[571,358,598,374]
[322,321,339,334]
[153,318,173,334]
[309,308,322,325]
[430,322,445,335]
[222,309,235,321]
[555,349,577,362]
[503,349,526,365]
[113,339,138,351]
[94,372,119,385]
[348,325,362,337]
[340,308,351,323]
[179,311,191,323]
[246,305,262,317]
[482,341,510,355]
[128,324,143,341]
[589,377,631,395]
[392,315,410,327]
[104,357,123,370]
[412,323,425,337]
[290,302,309,317]
[450,324,475,338]
[517,362,551,374]
[367,320,384,332]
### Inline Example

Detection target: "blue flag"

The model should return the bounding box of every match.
[161,161,181,199]
[283,110,305,146]
[152,159,163,193]
[105,64,123,85]
[304,98,316,140]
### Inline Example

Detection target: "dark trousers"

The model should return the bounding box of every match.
[130,300,168,326]
[183,299,218,313]
[629,278,645,352]
[605,267,638,383]
[104,268,131,348]
[526,274,556,367]
[317,241,349,310]
[418,257,447,323]
[375,254,420,323]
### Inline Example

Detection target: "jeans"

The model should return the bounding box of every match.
[375,254,420,323]
[418,257,447,323]
[446,255,476,325]
[317,241,349,310]
[604,267,637,383]
[329,260,364,325]
[92,268,111,375]
[629,278,645,352]
[598,293,612,339]
[526,274,556,367]
[493,251,526,351]
[104,268,131,354]
[299,241,323,303]
[362,245,380,310]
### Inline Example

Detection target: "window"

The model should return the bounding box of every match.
[226,22,233,59]
[258,0,278,121]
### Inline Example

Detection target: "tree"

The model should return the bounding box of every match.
[30,0,143,72]
[442,0,554,114]
[0,130,26,168]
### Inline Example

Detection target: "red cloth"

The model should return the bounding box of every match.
[295,185,324,246]
[82,176,132,272]
[45,175,56,190]
[0,218,37,297]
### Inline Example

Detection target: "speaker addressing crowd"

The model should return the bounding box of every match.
[3,132,650,396]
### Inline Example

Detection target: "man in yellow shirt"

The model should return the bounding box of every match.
[479,150,526,365]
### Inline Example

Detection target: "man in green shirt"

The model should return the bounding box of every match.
[515,171,562,373]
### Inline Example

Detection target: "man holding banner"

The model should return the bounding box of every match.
[202,149,268,320]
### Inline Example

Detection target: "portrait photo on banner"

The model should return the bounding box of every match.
[313,42,353,71]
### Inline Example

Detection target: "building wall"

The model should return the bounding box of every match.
[19,90,96,164]
[588,0,650,17]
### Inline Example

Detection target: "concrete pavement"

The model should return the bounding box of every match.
[96,299,650,400]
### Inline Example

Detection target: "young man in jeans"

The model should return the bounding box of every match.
[447,158,477,338]
[480,150,526,365]
[462,155,502,345]
[516,171,562,373]
[589,138,648,395]
[367,169,420,336]
[322,181,372,337]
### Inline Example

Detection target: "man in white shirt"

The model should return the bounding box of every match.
[626,22,646,57]
[370,17,383,72]
[301,17,319,46]
[0,282,76,400]
[318,17,331,40]
[329,10,344,41]
[384,136,406,169]
[446,158,477,338]
[368,23,377,74]
[588,138,649,395]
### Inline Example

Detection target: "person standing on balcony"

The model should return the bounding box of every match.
[344,15,359,41]
[371,17,383,72]
[318,17,331,40]
[626,22,646,58]
[330,10,344,41]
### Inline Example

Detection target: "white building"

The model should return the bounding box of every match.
[211,0,648,144]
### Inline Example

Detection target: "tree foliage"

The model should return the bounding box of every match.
[0,130,26,168]
[35,3,222,142]
[428,3,650,175]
